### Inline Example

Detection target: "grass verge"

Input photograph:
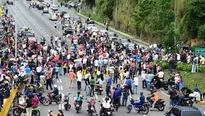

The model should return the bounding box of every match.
[164,70,205,91]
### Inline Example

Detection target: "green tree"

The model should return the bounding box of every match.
[184,0,205,39]
[198,25,205,40]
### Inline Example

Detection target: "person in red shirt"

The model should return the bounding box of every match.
[32,94,39,108]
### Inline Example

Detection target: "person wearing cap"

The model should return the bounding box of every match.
[48,110,53,116]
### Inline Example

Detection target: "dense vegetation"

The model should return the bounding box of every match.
[80,0,205,50]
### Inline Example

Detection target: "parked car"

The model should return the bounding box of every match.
[63,13,70,19]
[164,106,202,116]
[43,7,49,13]
[63,28,74,36]
[49,14,58,21]
[108,32,118,41]
[50,4,58,11]
[7,0,13,5]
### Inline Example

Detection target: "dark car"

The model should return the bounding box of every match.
[7,0,13,5]
[164,106,202,116]
[63,28,74,36]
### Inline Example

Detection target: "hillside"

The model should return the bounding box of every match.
[80,0,205,51]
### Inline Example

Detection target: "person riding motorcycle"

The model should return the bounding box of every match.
[101,97,112,113]
[74,91,83,107]
[50,85,59,100]
[150,90,159,111]
[133,92,145,106]
[95,76,103,91]
[87,97,96,113]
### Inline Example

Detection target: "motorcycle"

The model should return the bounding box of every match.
[13,105,40,116]
[64,93,72,111]
[146,96,165,111]
[126,96,149,114]
[96,85,103,95]
[36,92,50,106]
[150,78,168,90]
[47,93,62,104]
[74,96,83,113]
[32,82,44,93]
[181,97,194,107]
[99,98,114,116]
[87,98,96,116]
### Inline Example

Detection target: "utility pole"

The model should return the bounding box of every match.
[174,0,177,52]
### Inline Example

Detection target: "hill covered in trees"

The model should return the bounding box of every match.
[81,0,205,51]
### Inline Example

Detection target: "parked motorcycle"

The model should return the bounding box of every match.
[146,96,165,111]
[126,96,149,114]
[87,98,96,116]
[64,93,72,111]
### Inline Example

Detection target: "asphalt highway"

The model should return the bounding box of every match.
[7,0,205,116]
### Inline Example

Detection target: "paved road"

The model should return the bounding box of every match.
[7,0,205,116]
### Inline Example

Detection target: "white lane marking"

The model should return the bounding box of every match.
[160,90,169,97]
[59,104,61,109]
[23,1,61,34]
[59,79,62,83]
[58,86,60,90]
[61,104,64,110]
[57,80,59,83]
[60,86,63,90]
[16,1,50,38]
[95,94,98,100]
[62,94,64,100]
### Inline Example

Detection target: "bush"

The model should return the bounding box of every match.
[152,60,204,73]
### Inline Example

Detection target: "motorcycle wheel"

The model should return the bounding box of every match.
[32,110,40,116]
[157,104,165,111]
[13,108,22,116]
[64,104,68,111]
[163,85,168,90]
[56,98,61,104]
[140,105,149,114]
[42,97,50,106]
[188,100,194,107]
[68,104,71,109]
[76,109,79,113]
[90,112,93,116]
[126,106,131,113]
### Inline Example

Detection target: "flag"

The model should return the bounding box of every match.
[74,58,82,65]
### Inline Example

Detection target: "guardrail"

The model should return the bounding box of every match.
[0,87,18,116]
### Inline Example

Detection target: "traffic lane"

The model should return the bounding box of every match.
[8,2,47,41]
[39,75,166,116]
[18,0,60,43]
[21,3,140,47]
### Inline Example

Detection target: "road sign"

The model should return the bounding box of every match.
[195,48,205,56]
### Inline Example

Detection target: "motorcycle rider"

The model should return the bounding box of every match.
[74,91,83,107]
[150,90,159,111]
[101,97,112,113]
[51,85,59,100]
[87,97,96,113]
[95,76,103,91]
[134,92,145,106]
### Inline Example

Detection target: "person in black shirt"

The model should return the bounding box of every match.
[26,97,32,116]
[169,86,177,107]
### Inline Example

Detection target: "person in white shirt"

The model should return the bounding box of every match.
[157,70,164,81]
[36,65,42,81]
[77,70,82,90]
[133,76,139,94]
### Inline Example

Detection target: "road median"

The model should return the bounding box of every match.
[0,87,18,116]
[76,12,149,47]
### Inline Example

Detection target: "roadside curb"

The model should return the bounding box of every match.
[76,12,149,47]
[0,87,18,116]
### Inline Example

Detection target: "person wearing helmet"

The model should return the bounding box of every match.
[75,91,83,107]
[51,85,59,100]
[151,90,159,111]
[48,110,53,116]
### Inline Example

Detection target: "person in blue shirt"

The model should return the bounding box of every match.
[55,65,60,79]
[75,91,83,107]
[134,92,145,106]
[25,66,31,75]
[11,64,16,73]
[125,77,133,94]
[112,87,121,105]
[107,75,112,90]
[194,84,200,92]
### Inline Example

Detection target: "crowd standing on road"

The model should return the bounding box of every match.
[0,0,205,116]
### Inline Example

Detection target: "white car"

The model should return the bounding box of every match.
[50,4,58,11]
[63,13,70,19]
[87,24,96,30]
[43,7,49,13]
[49,14,58,21]
[91,27,99,32]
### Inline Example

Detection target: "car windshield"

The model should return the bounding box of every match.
[182,111,202,116]
[24,32,34,37]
